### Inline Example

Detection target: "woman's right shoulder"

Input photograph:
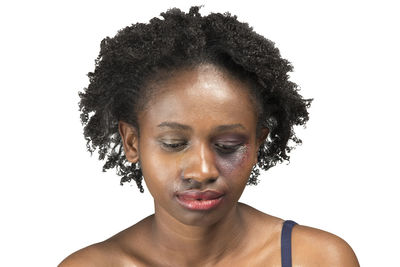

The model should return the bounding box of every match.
[58,242,113,267]
[58,239,146,267]
[58,216,154,267]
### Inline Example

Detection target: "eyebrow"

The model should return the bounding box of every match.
[157,122,246,131]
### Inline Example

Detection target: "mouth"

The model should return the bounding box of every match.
[175,190,225,211]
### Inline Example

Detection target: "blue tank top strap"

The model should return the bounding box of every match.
[281,220,297,267]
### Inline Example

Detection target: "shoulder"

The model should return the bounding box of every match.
[292,223,360,267]
[58,216,153,267]
[59,239,145,267]
[58,242,113,267]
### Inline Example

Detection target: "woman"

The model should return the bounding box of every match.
[60,6,359,266]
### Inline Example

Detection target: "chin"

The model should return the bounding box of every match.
[171,200,233,227]
[176,211,224,226]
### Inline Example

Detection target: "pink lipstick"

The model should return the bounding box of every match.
[176,190,224,211]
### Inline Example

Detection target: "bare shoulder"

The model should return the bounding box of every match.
[59,238,145,267]
[58,242,115,267]
[292,224,360,267]
[58,216,153,267]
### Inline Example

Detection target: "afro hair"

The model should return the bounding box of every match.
[79,6,312,193]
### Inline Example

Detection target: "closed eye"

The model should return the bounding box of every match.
[160,141,188,151]
[214,143,244,154]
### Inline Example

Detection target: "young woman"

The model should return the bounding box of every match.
[60,6,359,267]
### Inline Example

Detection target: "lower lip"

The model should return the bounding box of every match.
[176,196,224,211]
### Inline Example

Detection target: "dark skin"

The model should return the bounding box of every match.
[60,64,359,266]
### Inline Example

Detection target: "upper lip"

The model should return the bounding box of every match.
[176,190,224,200]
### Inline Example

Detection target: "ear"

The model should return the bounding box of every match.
[253,128,269,165]
[118,121,140,163]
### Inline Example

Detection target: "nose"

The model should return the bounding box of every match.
[181,141,219,184]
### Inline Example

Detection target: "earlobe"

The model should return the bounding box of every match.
[118,121,140,163]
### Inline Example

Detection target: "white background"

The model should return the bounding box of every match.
[1,0,399,266]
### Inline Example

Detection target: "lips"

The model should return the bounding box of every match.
[176,190,224,200]
[175,190,225,211]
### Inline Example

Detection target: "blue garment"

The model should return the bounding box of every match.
[281,220,297,267]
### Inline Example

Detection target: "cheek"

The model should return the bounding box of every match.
[139,145,178,198]
[215,144,252,176]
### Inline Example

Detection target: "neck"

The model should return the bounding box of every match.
[151,202,246,265]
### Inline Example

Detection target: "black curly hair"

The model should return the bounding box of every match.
[78,6,312,193]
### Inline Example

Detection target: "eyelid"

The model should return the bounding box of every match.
[159,139,188,146]
[214,143,245,154]
[215,140,243,145]
[159,139,188,152]
[160,139,187,143]
[215,142,243,146]
[212,133,248,143]
[215,142,243,148]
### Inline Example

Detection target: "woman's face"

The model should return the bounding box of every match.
[122,64,266,226]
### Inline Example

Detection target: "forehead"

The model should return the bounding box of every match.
[138,64,258,133]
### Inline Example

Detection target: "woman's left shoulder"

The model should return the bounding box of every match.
[292,223,360,267]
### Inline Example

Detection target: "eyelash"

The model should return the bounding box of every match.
[161,142,243,154]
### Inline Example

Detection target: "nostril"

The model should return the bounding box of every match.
[183,178,201,187]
